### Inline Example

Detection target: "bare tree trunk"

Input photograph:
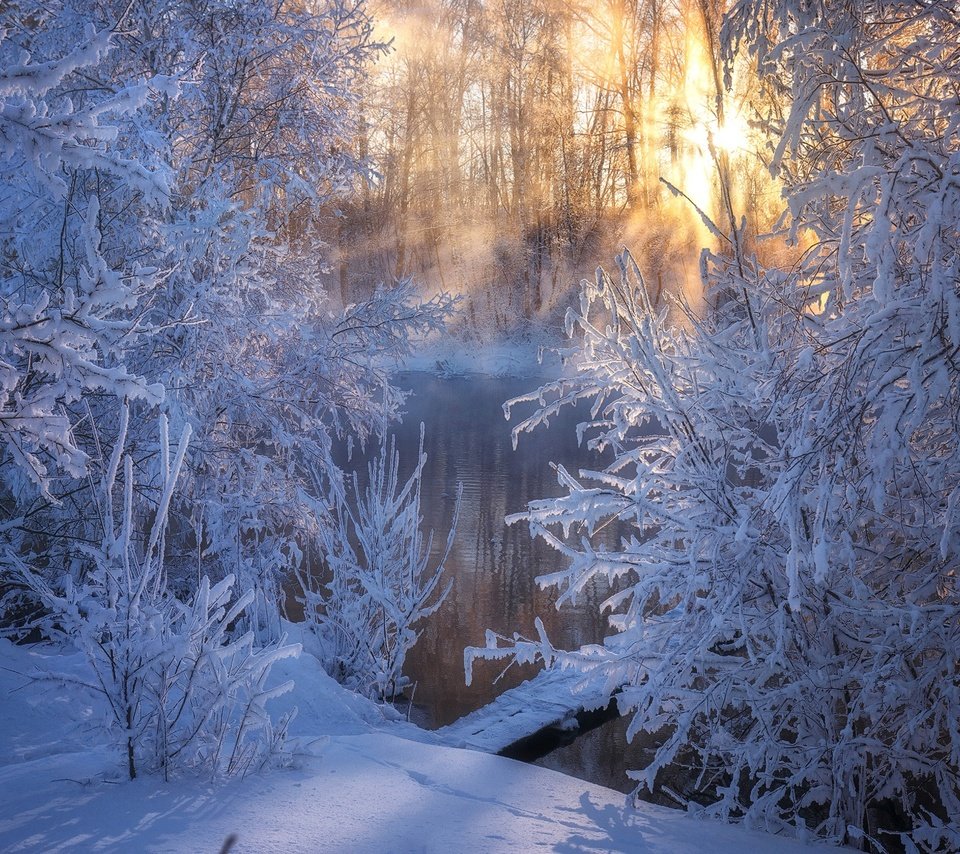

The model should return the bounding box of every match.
[612,0,640,209]
[394,85,417,279]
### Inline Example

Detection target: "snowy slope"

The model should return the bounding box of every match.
[0,638,840,853]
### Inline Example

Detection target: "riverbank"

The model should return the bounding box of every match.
[0,633,836,852]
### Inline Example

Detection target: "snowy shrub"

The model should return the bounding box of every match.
[472,1,960,846]
[160,275,454,644]
[476,247,959,849]
[18,407,299,780]
[300,428,461,700]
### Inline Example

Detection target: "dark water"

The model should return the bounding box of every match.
[355,372,644,793]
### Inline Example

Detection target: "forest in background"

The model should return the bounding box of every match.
[336,0,787,334]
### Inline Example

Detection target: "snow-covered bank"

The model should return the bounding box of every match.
[0,638,837,852]
[0,733,834,854]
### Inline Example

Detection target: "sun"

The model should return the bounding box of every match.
[682,110,752,156]
[709,113,751,153]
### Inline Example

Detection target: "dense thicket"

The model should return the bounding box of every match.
[0,0,451,775]
[471,0,960,850]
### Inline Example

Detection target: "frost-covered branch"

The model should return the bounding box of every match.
[15,408,299,780]
[300,426,461,700]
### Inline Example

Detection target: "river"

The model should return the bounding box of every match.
[350,371,650,794]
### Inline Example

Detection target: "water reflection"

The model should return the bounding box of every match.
[534,714,651,794]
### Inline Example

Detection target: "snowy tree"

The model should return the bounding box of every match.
[0,0,454,641]
[300,427,461,700]
[0,2,457,785]
[472,1,960,849]
[95,0,455,636]
[0,19,166,495]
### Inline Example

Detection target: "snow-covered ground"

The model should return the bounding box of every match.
[0,633,837,853]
